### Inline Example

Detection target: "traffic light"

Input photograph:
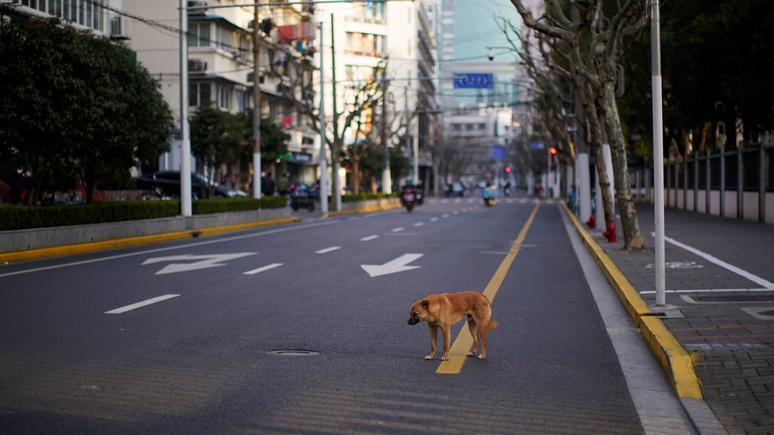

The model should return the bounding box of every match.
[549,147,558,155]
[505,166,511,173]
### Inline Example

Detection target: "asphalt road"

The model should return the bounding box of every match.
[0,197,689,434]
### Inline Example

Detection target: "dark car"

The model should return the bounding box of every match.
[134,171,245,199]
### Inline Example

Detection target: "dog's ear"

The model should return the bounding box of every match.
[421,299,429,309]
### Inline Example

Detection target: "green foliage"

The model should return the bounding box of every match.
[235,109,291,168]
[190,103,248,194]
[0,19,172,204]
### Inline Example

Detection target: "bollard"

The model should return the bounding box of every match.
[586,214,596,229]
[604,221,617,242]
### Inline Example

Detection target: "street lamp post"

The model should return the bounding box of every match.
[650,0,666,307]
[178,0,192,217]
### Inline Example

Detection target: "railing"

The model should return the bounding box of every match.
[651,143,774,224]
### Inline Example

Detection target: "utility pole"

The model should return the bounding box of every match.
[651,0,666,306]
[252,4,262,199]
[179,0,192,216]
[381,76,391,194]
[329,14,340,211]
[318,20,329,214]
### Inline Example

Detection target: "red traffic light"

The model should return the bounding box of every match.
[549,147,558,155]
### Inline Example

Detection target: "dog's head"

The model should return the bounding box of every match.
[407,299,430,325]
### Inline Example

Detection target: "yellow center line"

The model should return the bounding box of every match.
[436,203,540,375]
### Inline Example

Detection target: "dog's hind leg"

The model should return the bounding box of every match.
[466,316,479,357]
[426,325,438,360]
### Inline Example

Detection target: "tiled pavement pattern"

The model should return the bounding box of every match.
[588,203,774,435]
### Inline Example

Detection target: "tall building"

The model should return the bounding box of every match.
[438,0,523,184]
[315,0,439,191]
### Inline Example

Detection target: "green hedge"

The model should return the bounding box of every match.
[0,196,288,231]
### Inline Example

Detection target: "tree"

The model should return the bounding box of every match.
[0,19,172,204]
[509,0,645,249]
[191,104,247,196]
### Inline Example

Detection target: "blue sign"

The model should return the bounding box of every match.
[530,142,544,150]
[491,145,507,161]
[453,73,494,89]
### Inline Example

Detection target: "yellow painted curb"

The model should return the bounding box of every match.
[0,216,300,264]
[326,203,402,217]
[562,203,703,400]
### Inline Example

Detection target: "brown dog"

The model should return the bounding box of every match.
[407,292,497,361]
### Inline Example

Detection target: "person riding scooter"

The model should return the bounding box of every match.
[401,184,418,212]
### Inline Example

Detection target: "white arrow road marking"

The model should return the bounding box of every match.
[361,253,424,278]
[243,263,283,275]
[316,246,341,254]
[106,294,179,314]
[361,235,380,241]
[142,253,256,275]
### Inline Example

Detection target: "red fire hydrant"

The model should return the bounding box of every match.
[586,214,596,229]
[603,221,617,242]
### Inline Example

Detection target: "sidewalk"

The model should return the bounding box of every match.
[571,202,774,434]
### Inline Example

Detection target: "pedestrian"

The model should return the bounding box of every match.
[261,172,276,196]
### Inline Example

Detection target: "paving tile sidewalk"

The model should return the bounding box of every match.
[588,203,774,434]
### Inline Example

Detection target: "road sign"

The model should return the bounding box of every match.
[491,145,507,161]
[530,142,544,150]
[453,73,493,89]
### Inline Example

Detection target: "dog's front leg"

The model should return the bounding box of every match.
[441,324,451,361]
[425,325,438,360]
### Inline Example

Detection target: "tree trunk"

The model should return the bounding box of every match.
[351,159,361,195]
[601,83,643,249]
[578,86,615,228]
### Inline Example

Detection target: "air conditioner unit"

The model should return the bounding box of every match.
[188,1,208,14]
[110,16,130,40]
[188,59,208,72]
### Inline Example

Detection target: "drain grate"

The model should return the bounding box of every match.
[691,295,774,303]
[267,349,319,356]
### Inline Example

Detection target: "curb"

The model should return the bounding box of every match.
[561,204,703,400]
[325,202,403,218]
[0,217,300,264]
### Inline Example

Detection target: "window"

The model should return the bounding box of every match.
[17,0,105,31]
[217,84,231,110]
[189,83,211,107]
[188,22,211,48]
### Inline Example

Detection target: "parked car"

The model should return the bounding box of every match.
[134,171,245,199]
[445,182,465,197]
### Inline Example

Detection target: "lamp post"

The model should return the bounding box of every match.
[178,0,192,216]
[650,0,666,306]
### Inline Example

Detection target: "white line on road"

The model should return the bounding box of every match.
[639,232,774,294]
[360,235,379,241]
[0,220,340,279]
[105,294,180,314]
[316,246,341,254]
[391,227,405,232]
[413,222,425,227]
[430,217,439,222]
[243,263,283,275]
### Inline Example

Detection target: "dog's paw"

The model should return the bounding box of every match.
[477,355,486,360]
[441,356,449,361]
[466,351,476,357]
[424,355,434,360]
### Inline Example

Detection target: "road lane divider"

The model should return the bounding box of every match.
[105,294,180,314]
[437,203,540,375]
[243,263,283,275]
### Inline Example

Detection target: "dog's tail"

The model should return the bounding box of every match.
[488,320,498,331]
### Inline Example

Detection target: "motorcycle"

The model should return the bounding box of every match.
[482,185,498,207]
[289,184,316,212]
[401,185,418,212]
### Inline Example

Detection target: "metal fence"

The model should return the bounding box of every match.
[655,144,774,225]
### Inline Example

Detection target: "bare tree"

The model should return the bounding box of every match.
[508,0,645,249]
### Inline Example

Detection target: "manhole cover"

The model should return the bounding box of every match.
[267,350,319,356]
